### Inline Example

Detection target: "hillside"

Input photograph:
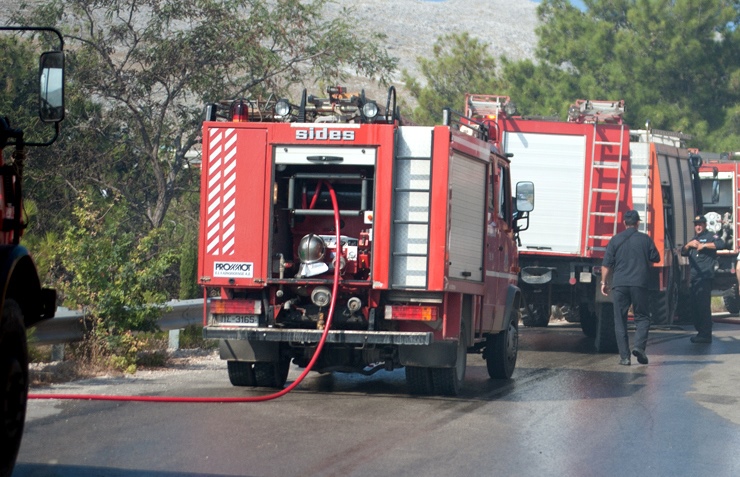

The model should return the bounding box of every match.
[1,0,540,104]
[337,0,539,81]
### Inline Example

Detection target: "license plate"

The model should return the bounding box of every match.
[215,314,259,326]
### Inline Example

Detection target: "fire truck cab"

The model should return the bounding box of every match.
[697,153,740,312]
[198,87,534,396]
[1,27,63,477]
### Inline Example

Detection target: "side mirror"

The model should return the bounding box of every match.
[515,181,535,212]
[39,51,64,123]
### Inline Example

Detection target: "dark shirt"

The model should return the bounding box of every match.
[603,228,660,288]
[682,229,724,280]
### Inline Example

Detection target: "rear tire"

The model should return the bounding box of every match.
[594,302,618,353]
[254,356,290,389]
[429,322,467,396]
[227,361,255,387]
[650,283,677,325]
[1,299,27,477]
[522,303,550,327]
[485,307,519,379]
[405,366,433,395]
[580,306,596,338]
[723,287,740,314]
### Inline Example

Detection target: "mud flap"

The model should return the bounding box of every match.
[219,339,279,362]
[399,341,457,368]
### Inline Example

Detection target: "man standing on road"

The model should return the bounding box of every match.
[682,215,724,343]
[601,210,660,365]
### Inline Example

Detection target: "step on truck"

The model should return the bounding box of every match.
[198,86,534,396]
[1,27,64,477]
[465,95,698,352]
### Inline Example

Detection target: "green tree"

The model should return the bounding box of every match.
[500,0,740,150]
[57,192,177,371]
[13,0,397,229]
[402,32,500,125]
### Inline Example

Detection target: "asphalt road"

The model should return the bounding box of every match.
[13,318,740,477]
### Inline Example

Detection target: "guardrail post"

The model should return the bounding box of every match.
[51,344,65,361]
[168,329,180,350]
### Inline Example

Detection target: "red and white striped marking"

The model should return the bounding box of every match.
[206,128,238,256]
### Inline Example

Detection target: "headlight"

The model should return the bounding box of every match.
[361,101,379,120]
[275,99,291,118]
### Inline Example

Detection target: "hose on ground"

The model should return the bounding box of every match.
[29,182,343,403]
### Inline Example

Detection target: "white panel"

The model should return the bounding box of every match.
[630,142,651,233]
[394,224,430,254]
[449,154,486,281]
[275,146,375,165]
[505,132,586,254]
[397,126,433,157]
[393,256,428,287]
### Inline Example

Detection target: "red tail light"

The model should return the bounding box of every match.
[385,305,438,321]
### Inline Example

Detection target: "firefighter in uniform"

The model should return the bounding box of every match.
[682,215,724,343]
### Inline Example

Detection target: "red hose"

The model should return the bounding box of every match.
[29,183,343,403]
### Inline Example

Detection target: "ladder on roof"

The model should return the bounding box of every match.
[585,122,626,252]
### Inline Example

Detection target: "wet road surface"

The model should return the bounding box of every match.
[13,318,740,477]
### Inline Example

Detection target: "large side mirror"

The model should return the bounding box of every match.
[515,181,535,212]
[39,51,64,123]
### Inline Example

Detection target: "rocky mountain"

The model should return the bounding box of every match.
[1,0,540,103]
[339,0,539,81]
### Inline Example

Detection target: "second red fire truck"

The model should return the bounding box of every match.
[465,95,699,352]
[198,87,534,396]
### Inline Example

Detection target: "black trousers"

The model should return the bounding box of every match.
[611,286,651,360]
[689,277,713,337]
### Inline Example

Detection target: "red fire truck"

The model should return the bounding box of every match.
[1,27,63,477]
[465,95,698,352]
[198,86,534,396]
[696,153,740,312]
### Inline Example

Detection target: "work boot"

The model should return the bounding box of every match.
[690,334,712,344]
[632,349,649,365]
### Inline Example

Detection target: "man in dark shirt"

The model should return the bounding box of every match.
[682,215,724,343]
[601,210,660,365]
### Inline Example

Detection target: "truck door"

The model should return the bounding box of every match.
[486,159,514,324]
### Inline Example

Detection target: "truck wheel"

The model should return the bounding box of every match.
[1,300,28,477]
[560,304,580,323]
[580,306,596,338]
[650,258,679,325]
[485,308,519,379]
[723,289,740,315]
[674,291,693,324]
[405,366,433,395]
[227,361,255,387]
[649,283,677,325]
[430,322,467,396]
[254,357,291,389]
[594,302,618,353]
[522,303,550,327]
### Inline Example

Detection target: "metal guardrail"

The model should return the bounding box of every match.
[31,299,204,345]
